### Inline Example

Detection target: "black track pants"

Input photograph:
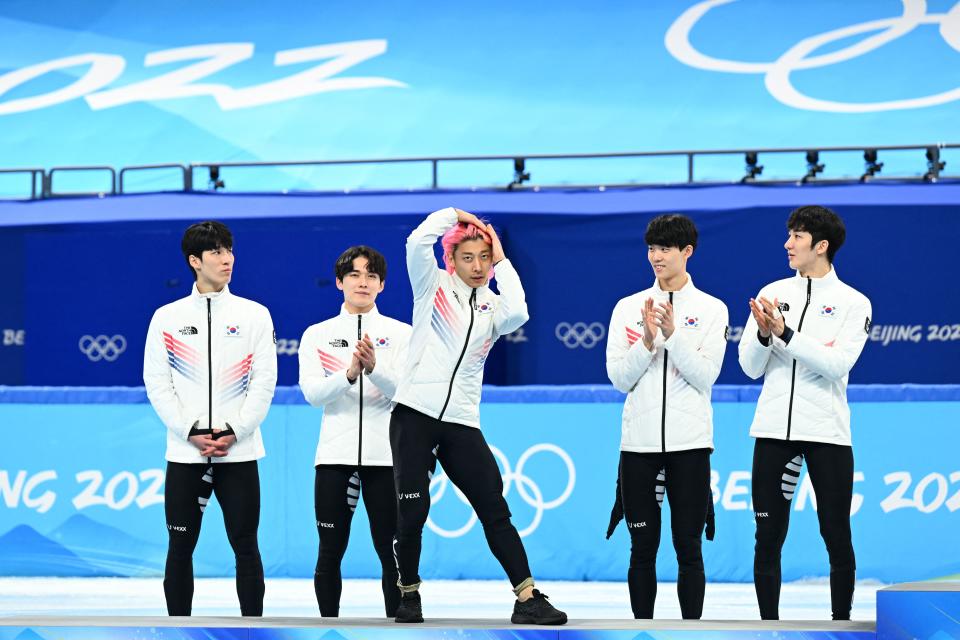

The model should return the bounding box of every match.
[619,448,711,619]
[313,464,400,617]
[164,460,264,616]
[752,437,855,621]
[390,403,532,591]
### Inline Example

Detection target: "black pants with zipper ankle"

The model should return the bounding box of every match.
[163,460,264,616]
[313,464,400,617]
[752,438,855,621]
[619,448,711,619]
[389,403,532,592]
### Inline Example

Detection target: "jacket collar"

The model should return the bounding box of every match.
[450,271,485,302]
[793,266,839,290]
[192,283,231,305]
[652,273,697,299]
[338,303,381,319]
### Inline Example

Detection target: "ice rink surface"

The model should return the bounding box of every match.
[0,578,881,621]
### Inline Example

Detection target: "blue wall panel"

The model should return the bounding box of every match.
[1,186,957,386]
[0,386,956,584]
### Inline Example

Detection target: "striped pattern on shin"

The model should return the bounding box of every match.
[782,455,803,500]
[655,468,665,508]
[347,471,360,512]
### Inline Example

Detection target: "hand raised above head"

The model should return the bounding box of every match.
[454,208,485,230]
[485,224,505,263]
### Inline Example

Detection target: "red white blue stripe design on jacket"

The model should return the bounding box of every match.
[220,354,253,402]
[162,332,200,382]
[431,288,463,350]
[462,338,493,376]
[317,350,347,376]
[626,326,642,347]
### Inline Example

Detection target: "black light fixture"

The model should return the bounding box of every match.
[860,149,883,182]
[741,151,763,183]
[208,165,225,191]
[800,150,824,184]
[924,146,945,182]
[508,157,530,189]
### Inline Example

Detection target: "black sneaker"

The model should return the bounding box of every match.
[511,589,567,625]
[395,591,423,623]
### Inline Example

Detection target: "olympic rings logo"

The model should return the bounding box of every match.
[78,334,127,362]
[426,443,576,538]
[666,0,960,112]
[555,321,606,349]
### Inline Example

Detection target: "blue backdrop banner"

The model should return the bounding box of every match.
[0,185,958,386]
[0,1,958,189]
[0,385,957,584]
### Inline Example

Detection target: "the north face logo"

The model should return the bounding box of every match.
[329,339,349,348]
[178,326,198,336]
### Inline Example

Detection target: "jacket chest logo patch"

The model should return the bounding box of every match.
[819,305,838,317]
[476,301,494,314]
[225,325,241,337]
[778,302,790,312]
[329,338,349,348]
[682,316,700,329]
[373,336,391,348]
[178,326,198,336]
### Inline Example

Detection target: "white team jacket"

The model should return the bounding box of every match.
[392,207,529,428]
[298,305,411,466]
[606,276,729,453]
[144,284,277,463]
[738,268,872,446]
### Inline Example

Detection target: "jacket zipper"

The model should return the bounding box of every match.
[357,314,363,468]
[660,291,673,453]
[438,288,476,421]
[207,298,213,464]
[786,278,812,440]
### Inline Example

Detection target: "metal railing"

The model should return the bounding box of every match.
[45,166,117,198]
[0,168,44,200]
[118,164,191,193]
[1,143,956,200]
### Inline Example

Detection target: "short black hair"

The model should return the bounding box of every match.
[181,221,233,280]
[786,205,846,263]
[645,214,698,251]
[334,246,387,282]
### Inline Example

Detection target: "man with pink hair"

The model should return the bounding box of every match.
[388,207,567,625]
